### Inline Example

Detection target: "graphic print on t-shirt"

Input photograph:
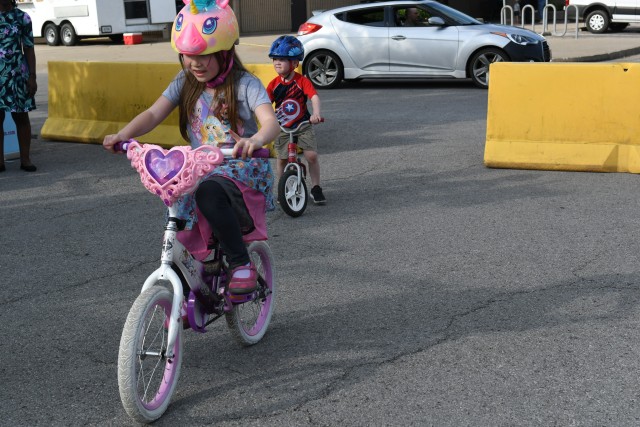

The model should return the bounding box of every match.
[270,80,311,128]
[277,99,303,128]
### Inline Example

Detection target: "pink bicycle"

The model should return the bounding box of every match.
[113,140,275,423]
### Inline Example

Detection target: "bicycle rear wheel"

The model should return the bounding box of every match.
[226,241,276,346]
[118,286,183,423]
[278,169,308,217]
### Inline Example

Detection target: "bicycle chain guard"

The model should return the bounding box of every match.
[126,141,224,206]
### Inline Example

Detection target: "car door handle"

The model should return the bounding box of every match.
[391,35,406,41]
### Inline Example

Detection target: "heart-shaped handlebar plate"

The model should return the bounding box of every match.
[126,141,224,206]
[145,149,185,185]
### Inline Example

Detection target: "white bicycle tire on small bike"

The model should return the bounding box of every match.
[118,286,183,423]
[278,169,308,217]
[226,240,276,346]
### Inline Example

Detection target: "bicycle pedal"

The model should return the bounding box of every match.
[228,293,254,304]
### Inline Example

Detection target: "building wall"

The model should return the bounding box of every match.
[307,0,358,12]
[233,0,504,34]
[231,0,291,33]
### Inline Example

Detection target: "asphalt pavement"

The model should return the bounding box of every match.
[4,27,640,426]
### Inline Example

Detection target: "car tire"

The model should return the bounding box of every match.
[303,50,344,89]
[585,10,609,34]
[467,48,508,89]
[608,22,629,32]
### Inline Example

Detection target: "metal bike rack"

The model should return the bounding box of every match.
[500,0,580,39]
[500,3,514,26]
[541,4,580,38]
[521,5,538,32]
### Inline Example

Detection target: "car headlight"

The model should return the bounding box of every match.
[491,32,539,45]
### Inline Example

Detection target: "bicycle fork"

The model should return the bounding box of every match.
[286,138,307,182]
[139,217,215,357]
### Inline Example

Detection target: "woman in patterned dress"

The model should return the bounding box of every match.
[0,0,37,172]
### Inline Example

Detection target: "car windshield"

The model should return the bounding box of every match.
[424,1,482,25]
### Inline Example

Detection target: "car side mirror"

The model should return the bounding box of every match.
[428,16,445,26]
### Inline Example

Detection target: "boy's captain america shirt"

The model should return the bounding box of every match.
[266,72,317,128]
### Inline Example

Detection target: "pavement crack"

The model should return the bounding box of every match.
[0,260,155,306]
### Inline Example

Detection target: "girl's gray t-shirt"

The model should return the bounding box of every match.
[162,70,271,138]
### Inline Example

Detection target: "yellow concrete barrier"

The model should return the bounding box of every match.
[41,62,286,148]
[484,62,640,173]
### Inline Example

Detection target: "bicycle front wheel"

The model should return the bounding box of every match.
[118,286,183,423]
[278,169,308,217]
[226,241,276,346]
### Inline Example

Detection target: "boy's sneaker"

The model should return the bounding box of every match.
[310,185,326,205]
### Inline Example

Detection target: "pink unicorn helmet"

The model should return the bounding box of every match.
[171,0,239,56]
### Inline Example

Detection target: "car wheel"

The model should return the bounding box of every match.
[585,10,609,34]
[303,51,344,89]
[468,48,507,89]
[60,22,78,46]
[44,23,60,46]
[608,22,628,32]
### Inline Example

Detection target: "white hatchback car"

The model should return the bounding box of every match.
[297,0,551,89]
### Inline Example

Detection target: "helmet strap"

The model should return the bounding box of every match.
[206,50,235,88]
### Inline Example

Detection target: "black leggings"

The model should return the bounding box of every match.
[195,179,249,270]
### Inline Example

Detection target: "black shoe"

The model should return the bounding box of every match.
[310,185,326,205]
[0,164,5,173]
[20,163,37,172]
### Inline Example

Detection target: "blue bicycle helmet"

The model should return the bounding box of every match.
[268,35,304,61]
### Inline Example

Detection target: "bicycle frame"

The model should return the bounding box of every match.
[282,123,308,179]
[139,207,184,359]
[119,141,270,357]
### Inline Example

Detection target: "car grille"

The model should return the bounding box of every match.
[542,41,551,62]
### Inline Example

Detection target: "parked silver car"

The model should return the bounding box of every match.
[297,0,551,89]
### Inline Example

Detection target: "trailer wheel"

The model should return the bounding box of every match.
[44,23,60,46]
[60,23,78,46]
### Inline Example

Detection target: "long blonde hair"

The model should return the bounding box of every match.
[178,47,248,142]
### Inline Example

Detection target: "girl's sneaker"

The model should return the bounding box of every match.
[310,185,326,205]
[228,263,257,294]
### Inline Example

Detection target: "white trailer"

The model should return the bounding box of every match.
[17,0,179,46]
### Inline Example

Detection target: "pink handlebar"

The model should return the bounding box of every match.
[114,139,270,159]
[113,139,134,153]
[115,140,271,207]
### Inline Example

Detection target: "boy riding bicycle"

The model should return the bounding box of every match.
[266,35,326,205]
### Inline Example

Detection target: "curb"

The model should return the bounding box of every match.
[554,46,640,63]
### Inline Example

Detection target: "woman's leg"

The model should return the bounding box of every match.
[0,110,5,171]
[12,112,35,170]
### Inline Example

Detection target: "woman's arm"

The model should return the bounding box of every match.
[103,96,176,152]
[24,46,37,98]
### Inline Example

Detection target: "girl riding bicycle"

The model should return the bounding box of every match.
[103,0,280,295]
